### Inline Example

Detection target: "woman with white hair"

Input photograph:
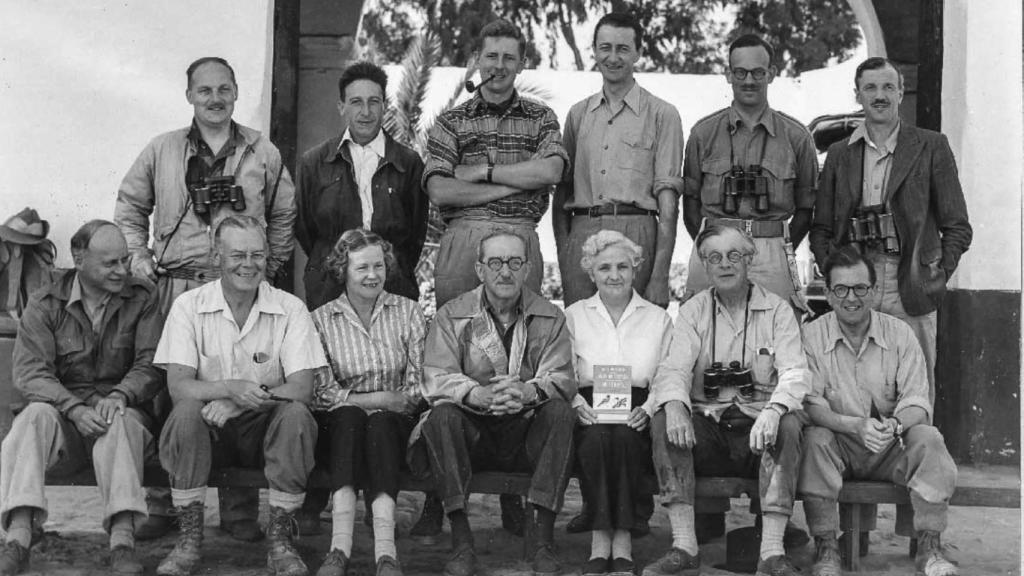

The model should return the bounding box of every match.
[565,230,674,576]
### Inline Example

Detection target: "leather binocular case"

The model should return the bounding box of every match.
[189,175,246,215]
[722,165,769,214]
[848,204,899,253]
[703,361,755,401]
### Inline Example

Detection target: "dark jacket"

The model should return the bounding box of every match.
[810,124,972,316]
[12,270,164,414]
[296,132,427,310]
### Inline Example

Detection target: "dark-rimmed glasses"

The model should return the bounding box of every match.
[481,256,526,272]
[830,284,873,298]
[730,67,768,81]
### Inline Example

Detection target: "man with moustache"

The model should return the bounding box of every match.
[645,225,808,576]
[681,35,818,312]
[553,11,684,309]
[296,61,427,310]
[154,216,325,576]
[810,57,972,400]
[799,247,959,576]
[115,56,295,540]
[418,231,576,576]
[424,19,569,309]
[0,221,162,575]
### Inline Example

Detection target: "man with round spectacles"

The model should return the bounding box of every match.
[800,246,959,576]
[680,34,818,318]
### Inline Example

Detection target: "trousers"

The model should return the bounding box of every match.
[0,402,154,532]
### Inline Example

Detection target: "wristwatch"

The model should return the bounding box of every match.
[891,417,905,437]
[766,402,787,417]
[486,162,495,183]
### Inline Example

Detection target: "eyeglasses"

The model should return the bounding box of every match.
[830,284,873,298]
[481,256,526,272]
[701,250,748,265]
[730,67,768,81]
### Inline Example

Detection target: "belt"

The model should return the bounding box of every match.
[159,266,218,282]
[711,218,786,238]
[568,204,658,218]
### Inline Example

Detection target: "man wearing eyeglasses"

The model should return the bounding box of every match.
[810,57,972,402]
[680,35,818,312]
[417,231,576,576]
[645,225,808,576]
[799,246,958,576]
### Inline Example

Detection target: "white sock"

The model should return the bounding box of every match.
[330,487,357,555]
[611,529,632,560]
[109,511,134,550]
[760,513,787,560]
[371,494,397,561]
[590,529,612,560]
[667,503,698,555]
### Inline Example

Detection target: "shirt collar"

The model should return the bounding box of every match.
[66,274,112,311]
[584,289,648,322]
[849,121,901,154]
[727,104,777,137]
[330,291,399,318]
[469,90,522,116]
[589,82,642,114]
[823,310,890,353]
[339,128,386,157]
[197,280,285,317]
[188,119,243,150]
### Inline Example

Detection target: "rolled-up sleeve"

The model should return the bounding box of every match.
[403,303,427,399]
[681,129,704,200]
[422,114,460,186]
[767,302,810,412]
[792,127,819,210]
[280,301,327,377]
[892,327,933,423]
[533,108,571,181]
[651,301,702,412]
[653,103,685,197]
[153,296,199,370]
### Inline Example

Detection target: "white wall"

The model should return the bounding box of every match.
[0,1,273,267]
[942,0,1023,292]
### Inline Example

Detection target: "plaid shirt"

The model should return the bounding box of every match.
[423,91,570,222]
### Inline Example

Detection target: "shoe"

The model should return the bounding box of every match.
[811,536,842,576]
[755,554,799,576]
[157,501,204,576]
[915,531,958,576]
[581,557,609,576]
[630,517,651,539]
[444,544,477,576]
[296,508,324,536]
[531,542,561,576]
[0,541,29,576]
[609,557,636,576]
[566,512,592,534]
[110,545,144,575]
[266,506,309,576]
[784,521,811,550]
[376,555,403,576]
[136,514,178,541]
[838,530,870,557]
[641,548,700,576]
[315,549,349,576]
[220,518,265,542]
[410,494,445,544]
[500,494,525,537]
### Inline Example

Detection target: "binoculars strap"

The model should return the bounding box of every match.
[710,284,754,368]
[729,125,770,169]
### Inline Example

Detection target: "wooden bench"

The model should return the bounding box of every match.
[42,465,1019,571]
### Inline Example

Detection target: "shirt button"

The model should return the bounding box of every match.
[607,120,613,125]
[603,145,609,150]
[600,170,606,175]
[598,195,604,199]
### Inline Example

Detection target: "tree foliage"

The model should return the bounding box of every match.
[359,0,861,76]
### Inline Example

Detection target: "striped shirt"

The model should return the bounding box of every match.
[310,291,426,412]
[423,91,570,223]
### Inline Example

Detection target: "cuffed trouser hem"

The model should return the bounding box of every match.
[268,490,305,512]
[171,487,207,508]
[911,492,949,533]
[803,496,839,537]
[757,412,803,517]
[650,409,696,506]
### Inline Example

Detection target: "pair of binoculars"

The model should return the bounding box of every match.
[703,361,755,400]
[189,175,246,215]
[722,165,769,214]
[848,206,899,253]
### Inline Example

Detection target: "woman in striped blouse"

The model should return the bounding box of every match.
[310,229,426,576]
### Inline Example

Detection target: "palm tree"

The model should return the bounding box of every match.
[381,31,554,315]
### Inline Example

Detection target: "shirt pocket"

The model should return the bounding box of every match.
[56,330,85,359]
[699,157,733,207]
[253,353,284,387]
[760,153,797,213]
[618,130,656,173]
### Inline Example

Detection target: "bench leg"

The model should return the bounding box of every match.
[839,503,861,572]
[895,503,916,557]
[523,501,535,561]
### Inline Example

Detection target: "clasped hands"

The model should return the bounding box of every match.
[466,375,539,415]
[857,416,899,453]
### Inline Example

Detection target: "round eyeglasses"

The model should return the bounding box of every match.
[730,67,768,81]
[481,256,526,272]
[829,284,873,298]
[701,250,748,265]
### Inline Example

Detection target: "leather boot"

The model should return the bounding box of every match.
[156,502,204,576]
[266,506,309,576]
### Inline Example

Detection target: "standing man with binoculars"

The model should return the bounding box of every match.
[114,56,295,543]
[644,224,809,576]
[810,57,972,400]
[681,35,818,310]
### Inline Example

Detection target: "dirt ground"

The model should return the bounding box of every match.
[14,468,1021,576]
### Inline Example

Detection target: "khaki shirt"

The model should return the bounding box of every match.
[683,105,818,220]
[802,310,932,421]
[562,83,684,210]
